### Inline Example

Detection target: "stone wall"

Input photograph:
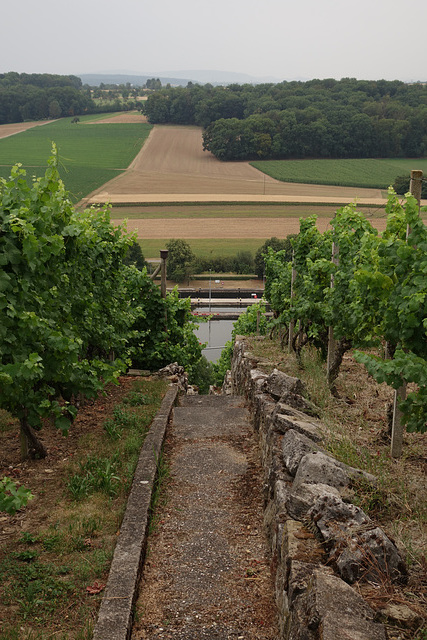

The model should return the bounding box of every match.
[229,336,408,640]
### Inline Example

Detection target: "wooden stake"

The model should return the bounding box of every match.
[288,254,296,353]
[327,240,339,375]
[391,384,407,458]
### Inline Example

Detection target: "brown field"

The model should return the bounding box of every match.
[89,111,148,124]
[0,120,55,139]
[87,126,385,205]
[122,215,388,239]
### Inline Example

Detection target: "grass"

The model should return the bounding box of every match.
[0,115,152,202]
[110,204,342,219]
[0,377,167,639]
[251,157,427,189]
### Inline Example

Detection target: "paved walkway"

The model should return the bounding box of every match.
[131,395,278,640]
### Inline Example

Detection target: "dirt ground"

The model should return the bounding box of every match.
[0,379,136,547]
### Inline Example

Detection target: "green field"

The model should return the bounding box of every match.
[251,158,427,189]
[111,204,341,219]
[0,116,152,202]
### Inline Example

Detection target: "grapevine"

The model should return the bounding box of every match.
[264,191,427,433]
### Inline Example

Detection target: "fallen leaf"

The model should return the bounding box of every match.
[86,581,106,595]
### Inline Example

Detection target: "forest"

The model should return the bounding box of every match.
[0,72,95,123]
[142,78,427,160]
[0,72,147,124]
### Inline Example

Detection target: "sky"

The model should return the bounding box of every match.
[1,0,426,83]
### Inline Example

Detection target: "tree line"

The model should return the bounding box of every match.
[163,237,295,282]
[0,72,94,123]
[142,78,427,160]
[0,72,150,125]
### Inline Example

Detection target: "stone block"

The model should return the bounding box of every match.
[287,482,341,520]
[308,493,370,543]
[282,429,322,476]
[253,392,275,433]
[266,368,306,400]
[293,451,352,491]
[274,413,323,442]
[289,570,387,640]
[294,451,377,493]
[307,494,407,584]
[334,526,407,584]
[279,392,321,418]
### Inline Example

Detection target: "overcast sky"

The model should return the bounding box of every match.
[1,0,426,83]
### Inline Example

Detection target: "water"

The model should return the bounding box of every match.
[194,318,235,363]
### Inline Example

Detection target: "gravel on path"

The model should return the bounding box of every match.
[131,395,279,640]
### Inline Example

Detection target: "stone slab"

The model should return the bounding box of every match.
[92,386,178,640]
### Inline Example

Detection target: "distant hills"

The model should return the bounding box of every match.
[78,70,282,87]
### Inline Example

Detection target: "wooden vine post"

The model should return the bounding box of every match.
[160,249,169,340]
[288,251,296,353]
[327,240,339,378]
[390,169,423,457]
[160,249,168,299]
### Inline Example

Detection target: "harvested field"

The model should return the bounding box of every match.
[0,120,54,140]
[120,215,388,239]
[89,111,148,124]
[87,126,386,205]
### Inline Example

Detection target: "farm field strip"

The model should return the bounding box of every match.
[87,126,386,205]
[119,215,389,240]
[111,204,345,219]
[0,119,56,140]
[251,157,427,189]
[0,116,152,202]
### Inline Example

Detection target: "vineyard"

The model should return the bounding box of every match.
[0,150,202,505]
[264,178,427,441]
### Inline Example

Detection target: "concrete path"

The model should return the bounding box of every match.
[131,395,278,640]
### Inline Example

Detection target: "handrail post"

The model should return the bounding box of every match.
[160,250,168,299]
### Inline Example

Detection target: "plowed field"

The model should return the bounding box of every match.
[88,126,385,204]
[123,215,387,240]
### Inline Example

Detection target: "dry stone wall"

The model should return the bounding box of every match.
[228,336,407,640]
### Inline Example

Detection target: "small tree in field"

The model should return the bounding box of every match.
[166,239,195,283]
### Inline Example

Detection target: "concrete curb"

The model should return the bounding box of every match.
[92,385,179,640]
